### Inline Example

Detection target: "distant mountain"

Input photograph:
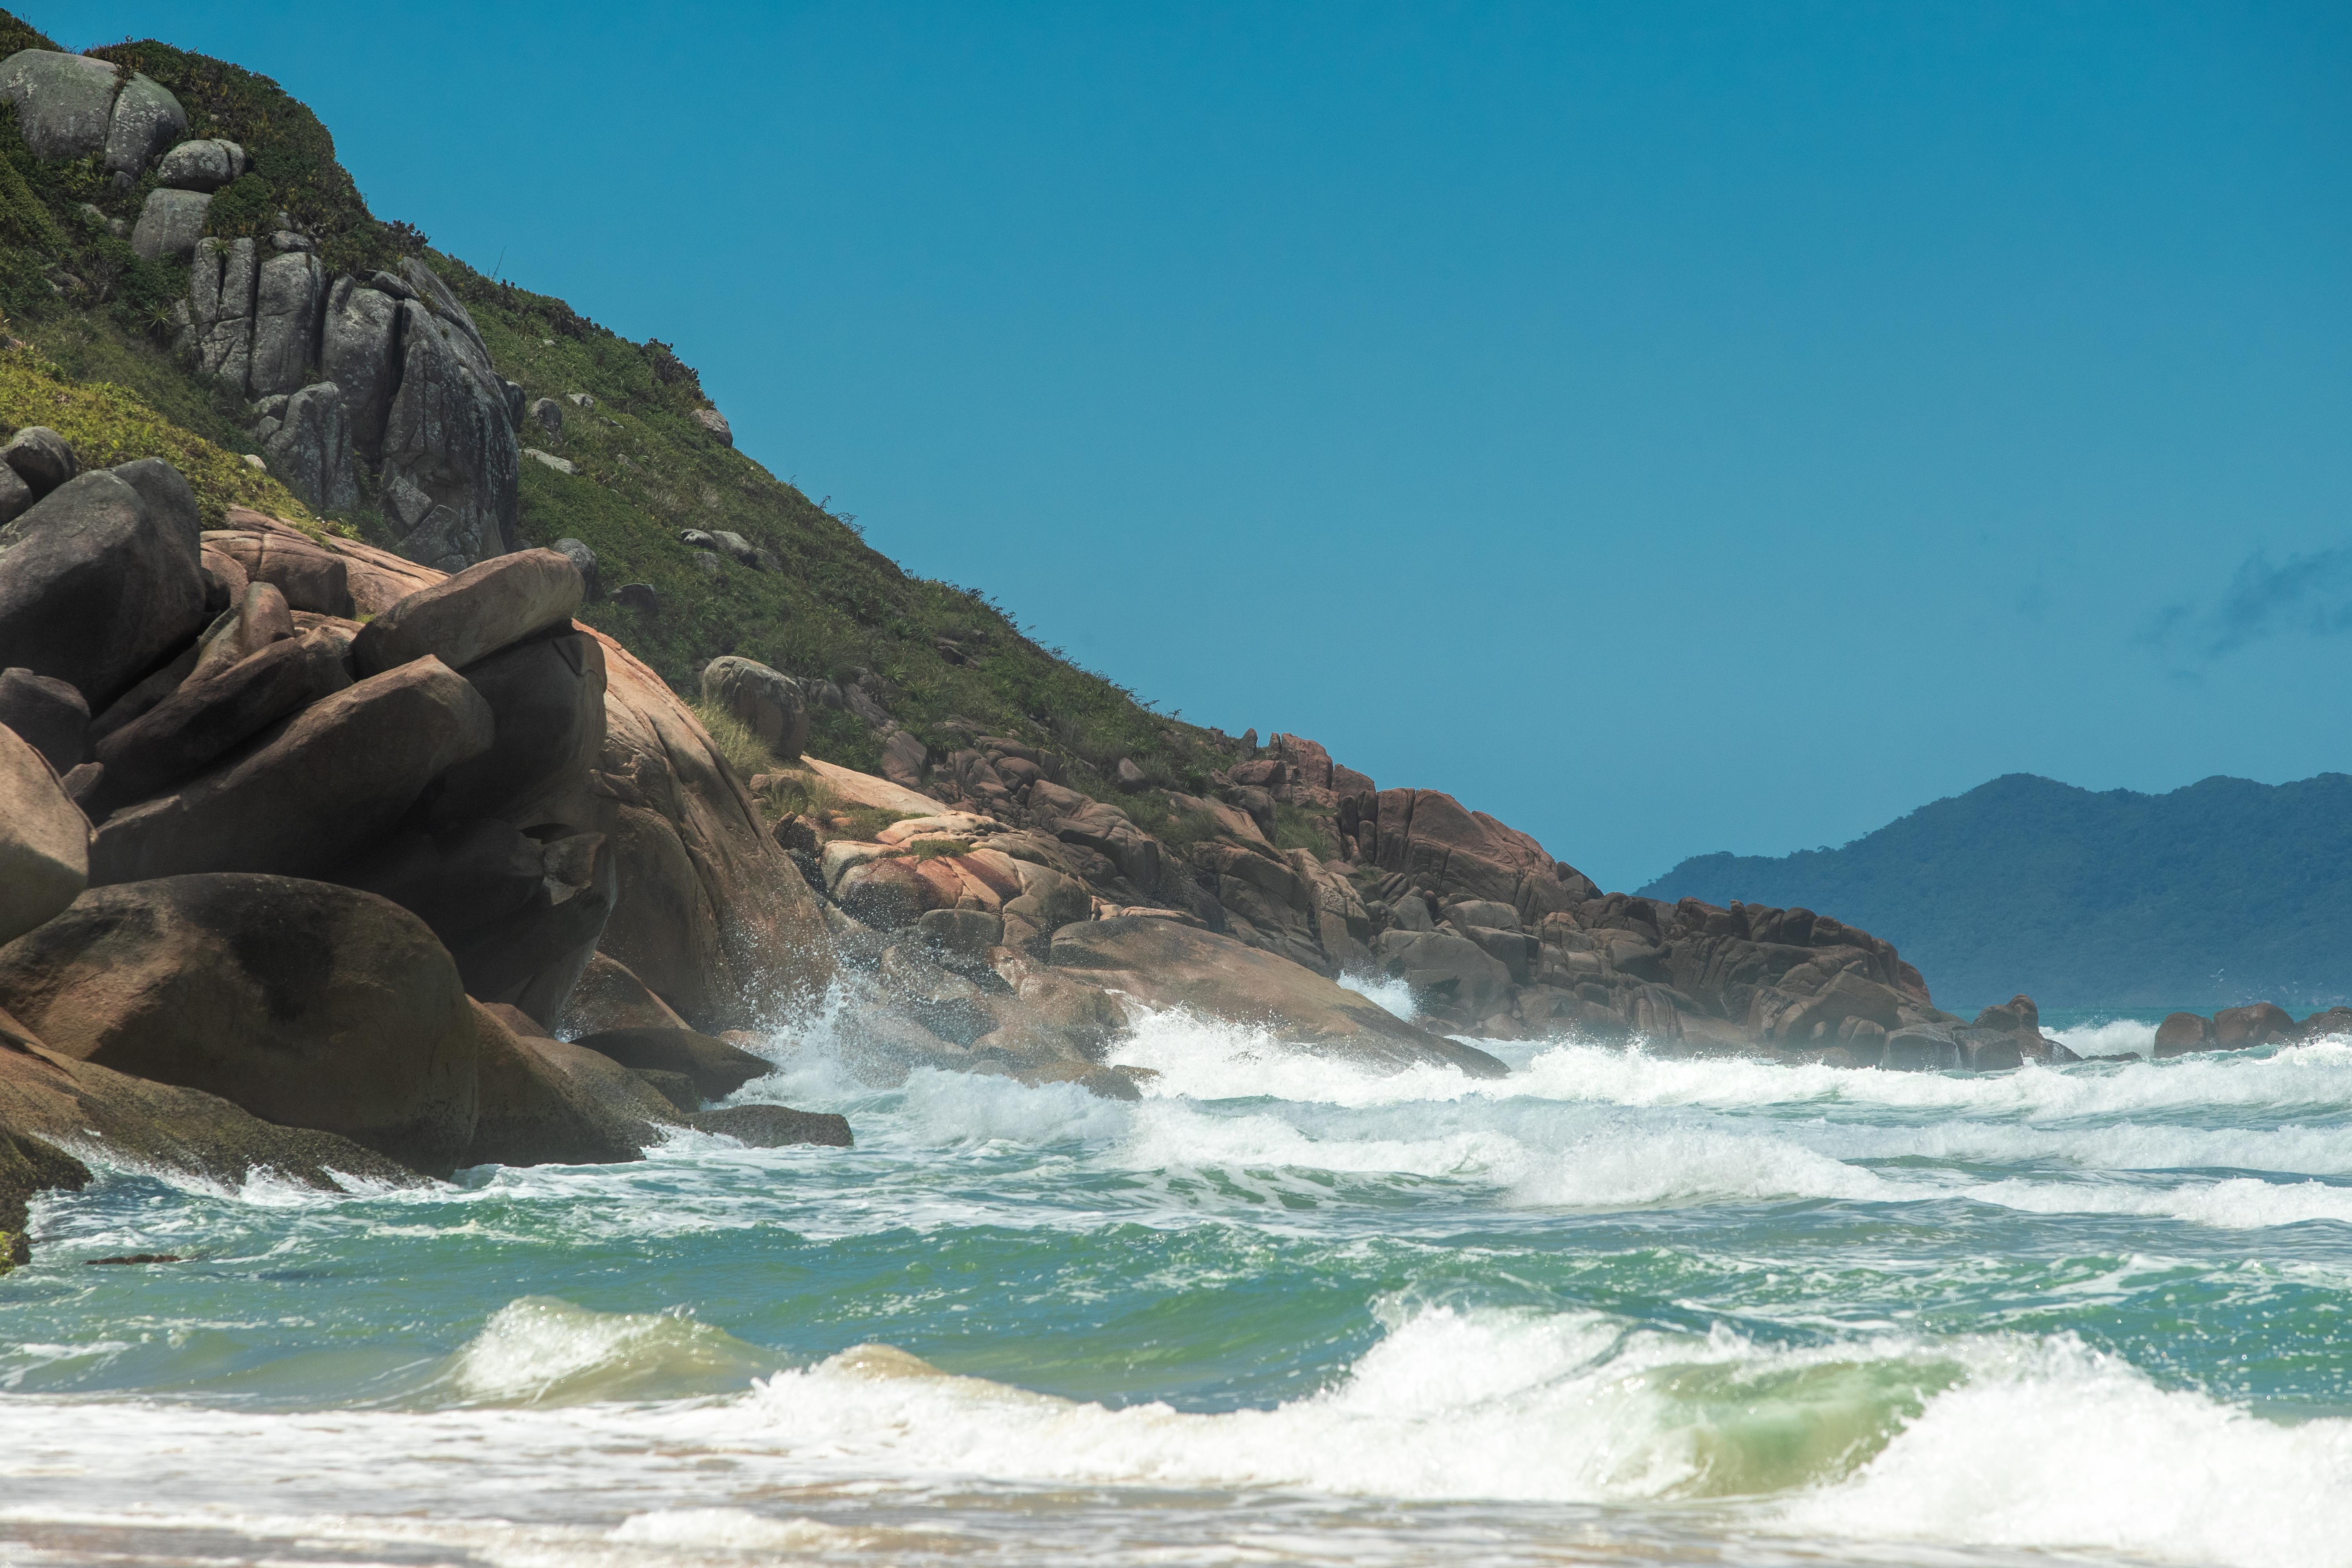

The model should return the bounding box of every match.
[1637,773,2352,1011]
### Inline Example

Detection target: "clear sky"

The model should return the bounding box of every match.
[25,1,2352,891]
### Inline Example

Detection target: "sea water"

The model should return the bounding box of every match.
[3,995,2349,1568]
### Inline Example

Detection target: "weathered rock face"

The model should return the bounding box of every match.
[0,875,480,1175]
[565,630,837,1029]
[462,1001,670,1169]
[568,1026,770,1103]
[250,251,327,399]
[320,278,402,461]
[89,657,495,884]
[0,469,207,710]
[129,187,208,261]
[0,51,182,172]
[2154,1011,2215,1057]
[3,1012,413,1268]
[0,667,88,773]
[353,548,583,676]
[554,952,690,1036]
[1354,788,1598,926]
[201,523,356,617]
[1049,915,1508,1079]
[379,299,520,570]
[0,724,88,949]
[155,137,245,191]
[190,237,261,390]
[702,656,808,760]
[259,382,359,513]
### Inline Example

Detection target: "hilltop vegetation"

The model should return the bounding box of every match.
[0,10,1248,802]
[1641,772,2352,1010]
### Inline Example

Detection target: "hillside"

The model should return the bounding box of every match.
[1640,772,2352,1010]
[0,11,1248,811]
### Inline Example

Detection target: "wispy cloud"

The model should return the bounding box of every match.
[2141,547,2352,664]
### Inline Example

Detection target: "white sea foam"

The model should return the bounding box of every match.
[2050,1017,2158,1057]
[1336,969,1420,1020]
[5,1299,2348,1568]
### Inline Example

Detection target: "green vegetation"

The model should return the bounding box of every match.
[689,699,783,784]
[0,344,320,528]
[0,16,1282,829]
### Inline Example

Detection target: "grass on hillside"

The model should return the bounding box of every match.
[0,13,1366,857]
[0,344,323,530]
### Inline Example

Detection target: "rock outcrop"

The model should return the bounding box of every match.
[0,51,183,173]
[0,875,481,1175]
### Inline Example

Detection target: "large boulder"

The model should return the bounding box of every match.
[101,72,184,176]
[0,667,87,773]
[0,469,208,709]
[89,657,494,884]
[0,876,480,1175]
[688,1104,852,1149]
[0,724,88,948]
[552,630,837,1029]
[129,187,208,261]
[2,1007,412,1269]
[568,1026,771,1103]
[462,1001,671,1168]
[553,951,690,1036]
[701,655,808,760]
[352,548,583,676]
[155,137,245,192]
[90,626,352,802]
[1049,915,1508,1078]
[431,626,606,823]
[0,51,120,161]
[1373,928,1514,1023]
[2215,1002,2296,1050]
[2,427,76,499]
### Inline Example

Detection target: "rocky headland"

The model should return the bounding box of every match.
[0,25,2334,1271]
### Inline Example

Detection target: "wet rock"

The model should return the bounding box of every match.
[0,875,480,1175]
[0,722,89,948]
[688,1104,852,1148]
[1051,915,1507,1078]
[568,1026,770,1103]
[462,999,671,1168]
[0,668,88,773]
[2214,1001,2296,1050]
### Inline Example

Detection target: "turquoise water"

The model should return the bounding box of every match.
[3,996,2350,1567]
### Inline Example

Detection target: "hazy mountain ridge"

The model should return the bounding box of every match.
[1640,771,2352,1009]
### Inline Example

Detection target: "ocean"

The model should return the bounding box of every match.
[3,990,2348,1568]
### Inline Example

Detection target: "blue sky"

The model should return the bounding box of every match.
[26,1,2352,891]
